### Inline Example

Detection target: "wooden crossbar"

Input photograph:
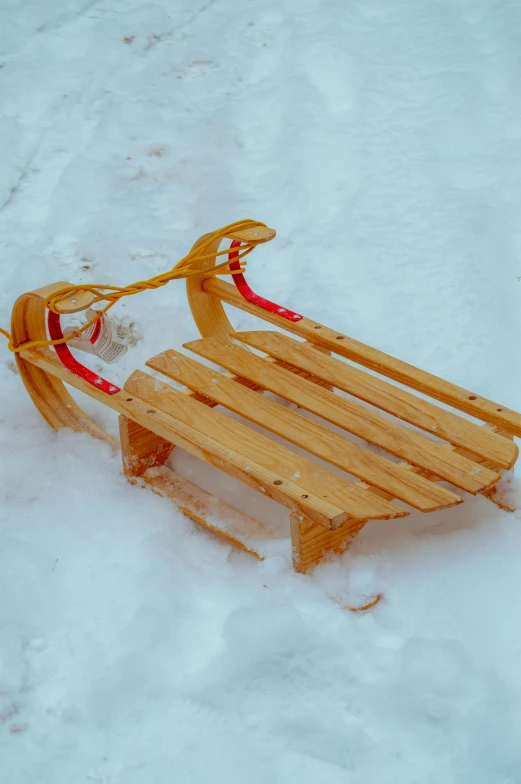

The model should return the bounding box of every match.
[125,372,410,526]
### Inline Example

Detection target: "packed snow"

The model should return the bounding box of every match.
[2,1,521,781]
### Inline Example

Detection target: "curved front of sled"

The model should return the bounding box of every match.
[11,282,116,447]
[186,222,277,339]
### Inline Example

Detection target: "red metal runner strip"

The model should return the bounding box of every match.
[228,240,303,322]
[47,311,120,395]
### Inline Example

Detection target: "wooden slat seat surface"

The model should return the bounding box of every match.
[148,350,467,506]
[204,278,521,437]
[183,337,500,497]
[235,331,518,470]
[171,344,464,512]
[23,346,386,529]
[125,371,409,526]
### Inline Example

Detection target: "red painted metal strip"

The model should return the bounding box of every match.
[47,310,121,395]
[228,240,303,322]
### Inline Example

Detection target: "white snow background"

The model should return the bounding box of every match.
[2,1,521,782]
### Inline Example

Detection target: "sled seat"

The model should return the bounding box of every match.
[12,221,521,574]
[125,323,518,571]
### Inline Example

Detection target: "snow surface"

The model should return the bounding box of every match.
[2,1,521,781]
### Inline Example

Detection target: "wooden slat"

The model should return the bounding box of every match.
[21,346,413,528]
[125,372,411,526]
[148,349,422,517]
[235,331,518,470]
[151,346,497,498]
[21,347,344,529]
[183,337,499,496]
[182,338,465,511]
[203,278,521,437]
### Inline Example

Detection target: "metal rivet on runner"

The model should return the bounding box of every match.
[47,310,121,396]
[228,240,303,323]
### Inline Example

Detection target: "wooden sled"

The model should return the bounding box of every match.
[10,222,521,574]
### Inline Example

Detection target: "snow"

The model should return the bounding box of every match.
[2,0,521,781]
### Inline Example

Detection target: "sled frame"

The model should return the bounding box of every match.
[11,224,520,573]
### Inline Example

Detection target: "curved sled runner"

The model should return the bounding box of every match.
[10,222,521,573]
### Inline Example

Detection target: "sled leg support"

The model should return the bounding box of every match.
[481,428,517,513]
[290,514,368,573]
[118,415,361,570]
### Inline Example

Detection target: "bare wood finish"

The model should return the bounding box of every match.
[119,416,174,477]
[186,224,275,340]
[22,346,349,529]
[119,412,281,559]
[11,282,115,448]
[53,289,98,314]
[291,513,366,573]
[147,349,424,518]
[481,429,516,513]
[185,232,236,340]
[149,347,479,509]
[12,226,521,577]
[203,277,521,436]
[237,331,518,470]
[184,337,491,505]
[273,342,334,390]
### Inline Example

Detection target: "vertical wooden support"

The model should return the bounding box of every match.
[482,427,516,512]
[290,513,367,573]
[186,224,276,340]
[11,282,114,446]
[119,415,174,478]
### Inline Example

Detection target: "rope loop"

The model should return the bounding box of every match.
[1,219,268,353]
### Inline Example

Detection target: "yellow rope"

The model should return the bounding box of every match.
[1,219,266,353]
[346,593,382,613]
[332,593,383,613]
